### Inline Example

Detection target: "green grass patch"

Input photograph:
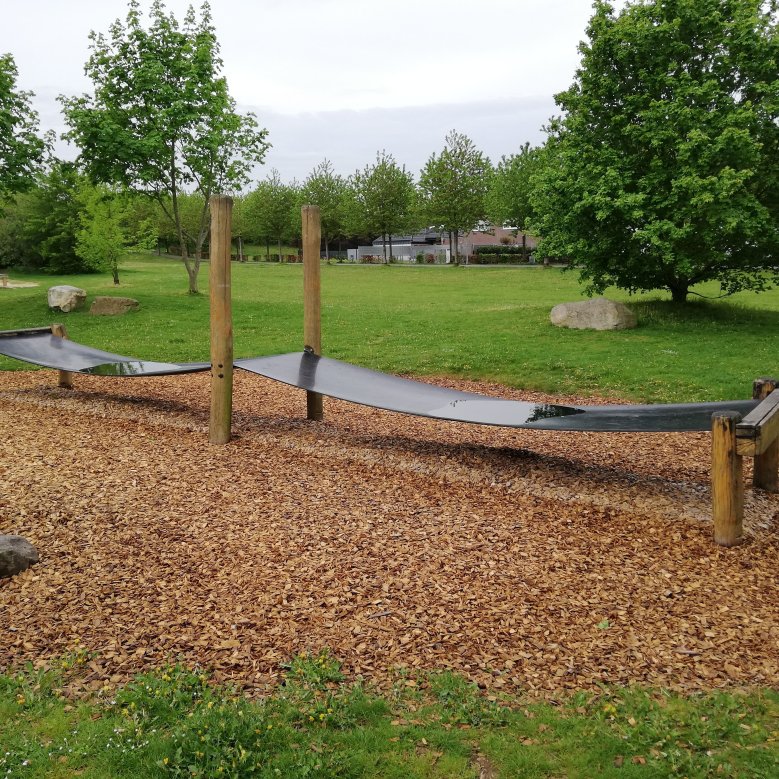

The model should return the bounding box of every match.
[1,257,778,402]
[1,659,777,778]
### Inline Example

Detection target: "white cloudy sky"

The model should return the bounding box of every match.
[2,0,626,183]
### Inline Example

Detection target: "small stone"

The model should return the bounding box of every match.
[0,535,39,578]
[90,296,140,316]
[550,297,637,330]
[48,285,87,313]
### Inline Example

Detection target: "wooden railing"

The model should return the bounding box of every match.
[712,378,779,546]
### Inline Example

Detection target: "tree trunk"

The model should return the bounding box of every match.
[324,236,330,264]
[265,238,270,261]
[670,283,689,304]
[278,237,283,263]
[389,234,393,262]
[454,233,460,266]
[112,267,120,285]
[382,233,388,264]
[237,235,244,262]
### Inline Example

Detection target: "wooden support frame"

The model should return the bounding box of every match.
[50,323,73,389]
[208,195,234,445]
[735,378,779,493]
[711,411,744,547]
[302,205,323,421]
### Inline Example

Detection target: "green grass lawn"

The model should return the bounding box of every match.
[1,256,778,402]
[2,656,777,779]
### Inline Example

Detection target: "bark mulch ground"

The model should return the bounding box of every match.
[1,370,777,699]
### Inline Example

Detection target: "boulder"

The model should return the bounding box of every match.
[48,285,86,312]
[550,297,637,331]
[0,535,39,578]
[90,296,140,316]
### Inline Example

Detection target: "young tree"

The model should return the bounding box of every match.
[532,0,779,303]
[348,151,416,263]
[75,187,155,284]
[485,143,541,255]
[300,159,347,262]
[60,0,270,294]
[418,131,492,264]
[0,53,47,204]
[244,170,298,262]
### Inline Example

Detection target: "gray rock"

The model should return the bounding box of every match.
[550,297,637,331]
[0,535,39,578]
[48,285,86,312]
[90,296,140,316]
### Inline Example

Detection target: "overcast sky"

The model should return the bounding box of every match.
[3,0,626,183]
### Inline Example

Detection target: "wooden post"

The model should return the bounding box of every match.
[302,205,323,421]
[711,411,744,547]
[50,323,73,389]
[209,195,233,445]
[752,378,778,492]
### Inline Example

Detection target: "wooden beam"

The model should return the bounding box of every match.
[302,204,323,421]
[735,383,779,457]
[50,323,73,389]
[750,378,778,492]
[209,195,233,445]
[711,411,744,547]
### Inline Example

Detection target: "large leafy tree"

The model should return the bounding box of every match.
[0,53,47,204]
[300,159,347,261]
[532,0,779,303]
[60,0,270,294]
[418,131,492,264]
[347,151,416,263]
[485,143,541,254]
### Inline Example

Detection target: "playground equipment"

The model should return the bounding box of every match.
[0,197,777,545]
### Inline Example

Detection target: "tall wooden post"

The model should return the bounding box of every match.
[753,378,778,492]
[50,323,73,389]
[302,205,323,421]
[711,411,744,547]
[209,195,233,445]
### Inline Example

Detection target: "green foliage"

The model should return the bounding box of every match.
[485,143,541,233]
[0,161,90,273]
[418,130,492,263]
[60,0,270,293]
[243,170,299,261]
[300,159,349,260]
[0,53,47,204]
[532,0,779,303]
[347,150,417,262]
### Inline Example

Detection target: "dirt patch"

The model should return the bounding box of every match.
[1,370,777,698]
[0,280,39,289]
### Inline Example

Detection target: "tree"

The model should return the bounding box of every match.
[2,161,88,273]
[75,187,155,284]
[0,53,47,204]
[244,170,298,262]
[348,151,416,263]
[418,131,492,264]
[532,0,779,303]
[485,143,541,255]
[60,0,270,294]
[301,159,347,261]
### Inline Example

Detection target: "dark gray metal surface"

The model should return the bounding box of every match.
[0,332,759,431]
[235,351,758,432]
[0,331,209,376]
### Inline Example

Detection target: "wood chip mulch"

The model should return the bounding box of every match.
[1,370,777,699]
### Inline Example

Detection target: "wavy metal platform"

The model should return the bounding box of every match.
[235,351,757,432]
[0,330,757,432]
[0,329,209,376]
